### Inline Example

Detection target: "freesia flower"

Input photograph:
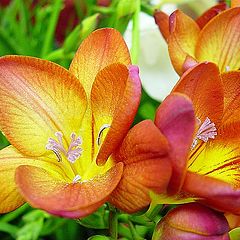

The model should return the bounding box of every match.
[152,203,230,240]
[118,60,240,214]
[107,86,192,212]
[154,1,240,75]
[0,28,145,218]
[152,62,240,215]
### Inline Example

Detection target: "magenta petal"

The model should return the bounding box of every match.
[155,93,195,194]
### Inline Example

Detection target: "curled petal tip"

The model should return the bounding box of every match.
[128,65,139,75]
[169,11,177,34]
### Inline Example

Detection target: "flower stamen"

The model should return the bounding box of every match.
[46,132,83,163]
[73,174,81,183]
[191,117,217,150]
[225,66,230,72]
[97,124,110,146]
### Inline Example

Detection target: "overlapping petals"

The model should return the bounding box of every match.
[158,62,240,214]
[153,203,230,240]
[0,28,142,218]
[109,120,172,212]
[120,60,240,215]
[155,3,240,74]
[155,93,195,194]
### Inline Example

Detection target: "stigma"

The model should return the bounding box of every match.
[46,132,83,163]
[191,117,217,150]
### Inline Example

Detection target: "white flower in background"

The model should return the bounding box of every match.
[125,1,217,101]
[125,4,179,102]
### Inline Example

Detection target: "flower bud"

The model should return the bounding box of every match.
[153,203,230,240]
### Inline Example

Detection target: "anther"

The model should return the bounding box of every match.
[97,124,110,146]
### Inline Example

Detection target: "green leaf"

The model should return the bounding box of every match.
[41,0,63,57]
[116,0,138,18]
[63,13,99,54]
[77,205,109,229]
[230,227,240,240]
[0,204,29,223]
[16,218,44,240]
[0,222,19,238]
[22,209,49,223]
[88,236,111,240]
[0,131,9,150]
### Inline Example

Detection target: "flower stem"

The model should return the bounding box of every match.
[109,205,118,239]
[41,0,62,58]
[131,0,140,64]
[145,203,163,221]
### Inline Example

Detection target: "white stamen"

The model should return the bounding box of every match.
[97,124,110,146]
[191,117,217,150]
[225,66,230,72]
[73,174,81,183]
[46,132,83,163]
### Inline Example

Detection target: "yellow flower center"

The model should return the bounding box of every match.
[46,124,113,183]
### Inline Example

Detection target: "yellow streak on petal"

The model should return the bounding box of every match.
[188,142,240,187]
[150,191,198,205]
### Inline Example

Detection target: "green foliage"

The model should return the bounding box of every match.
[78,205,109,229]
[230,227,240,240]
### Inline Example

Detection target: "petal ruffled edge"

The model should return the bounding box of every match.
[15,162,123,218]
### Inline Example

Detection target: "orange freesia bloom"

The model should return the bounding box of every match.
[151,62,240,215]
[117,60,240,214]
[0,28,146,218]
[154,1,240,75]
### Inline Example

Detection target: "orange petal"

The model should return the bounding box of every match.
[15,163,123,218]
[231,0,240,7]
[173,62,224,127]
[0,145,65,213]
[183,172,240,214]
[225,213,240,229]
[0,56,87,157]
[168,10,200,75]
[196,3,227,29]
[109,120,172,212]
[93,65,141,165]
[221,71,240,124]
[196,7,240,72]
[69,28,131,98]
[155,93,195,194]
[113,120,169,165]
[0,146,25,213]
[109,158,171,213]
[154,10,170,41]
